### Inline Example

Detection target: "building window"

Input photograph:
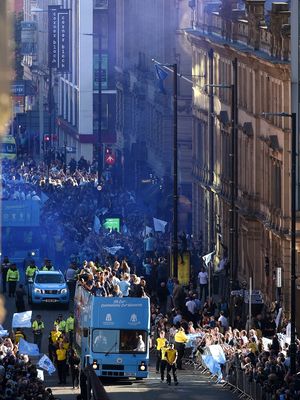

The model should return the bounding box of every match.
[94,0,108,9]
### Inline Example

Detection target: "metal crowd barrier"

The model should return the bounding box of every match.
[182,354,273,400]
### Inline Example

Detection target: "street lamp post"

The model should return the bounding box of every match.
[262,111,297,375]
[97,34,103,185]
[151,59,180,278]
[206,57,238,324]
[173,63,179,279]
[83,33,102,184]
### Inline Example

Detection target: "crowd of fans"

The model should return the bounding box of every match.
[0,335,57,400]
[2,154,300,399]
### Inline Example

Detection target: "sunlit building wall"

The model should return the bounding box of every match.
[186,0,298,309]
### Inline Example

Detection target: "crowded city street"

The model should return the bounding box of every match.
[1,1,300,400]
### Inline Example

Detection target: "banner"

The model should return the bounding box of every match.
[177,252,190,285]
[93,53,108,90]
[38,354,56,375]
[57,9,70,72]
[48,6,70,72]
[48,6,60,68]
[18,338,40,356]
[12,311,32,328]
[103,246,124,255]
[21,21,37,55]
[153,217,168,232]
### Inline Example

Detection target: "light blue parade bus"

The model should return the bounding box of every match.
[74,284,150,379]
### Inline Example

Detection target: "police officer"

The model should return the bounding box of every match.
[54,314,66,333]
[32,314,44,352]
[6,263,19,297]
[42,259,54,271]
[26,260,38,282]
[66,313,75,346]
[1,256,11,293]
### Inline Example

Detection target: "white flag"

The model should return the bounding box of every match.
[275,307,282,328]
[93,215,101,234]
[37,369,44,381]
[38,354,56,375]
[103,246,124,255]
[12,310,32,328]
[202,251,215,267]
[153,217,168,232]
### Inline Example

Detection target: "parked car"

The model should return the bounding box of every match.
[30,270,70,308]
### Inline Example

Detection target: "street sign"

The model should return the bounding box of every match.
[66,146,76,153]
[21,21,37,55]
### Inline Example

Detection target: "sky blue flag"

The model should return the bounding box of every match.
[154,64,168,94]
[202,354,222,380]
[19,338,40,356]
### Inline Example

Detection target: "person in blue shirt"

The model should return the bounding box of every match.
[144,233,156,258]
[118,273,131,296]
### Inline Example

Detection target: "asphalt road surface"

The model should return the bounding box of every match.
[2,293,239,400]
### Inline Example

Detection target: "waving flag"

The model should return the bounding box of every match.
[19,338,40,356]
[202,251,215,267]
[12,310,32,328]
[93,215,101,234]
[154,64,168,94]
[202,354,222,379]
[38,354,56,375]
[153,217,168,233]
[209,344,226,364]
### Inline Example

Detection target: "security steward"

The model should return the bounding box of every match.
[26,261,38,282]
[14,327,26,344]
[66,313,75,346]
[48,324,62,361]
[32,314,44,352]
[54,314,66,333]
[56,341,67,384]
[156,330,167,373]
[6,263,20,297]
[160,341,169,383]
[174,326,188,370]
[166,343,178,386]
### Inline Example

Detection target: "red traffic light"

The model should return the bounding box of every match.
[105,153,115,165]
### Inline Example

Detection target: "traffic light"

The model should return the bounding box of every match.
[44,135,50,142]
[104,146,115,165]
[105,146,112,156]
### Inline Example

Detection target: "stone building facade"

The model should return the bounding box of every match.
[186,0,300,312]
